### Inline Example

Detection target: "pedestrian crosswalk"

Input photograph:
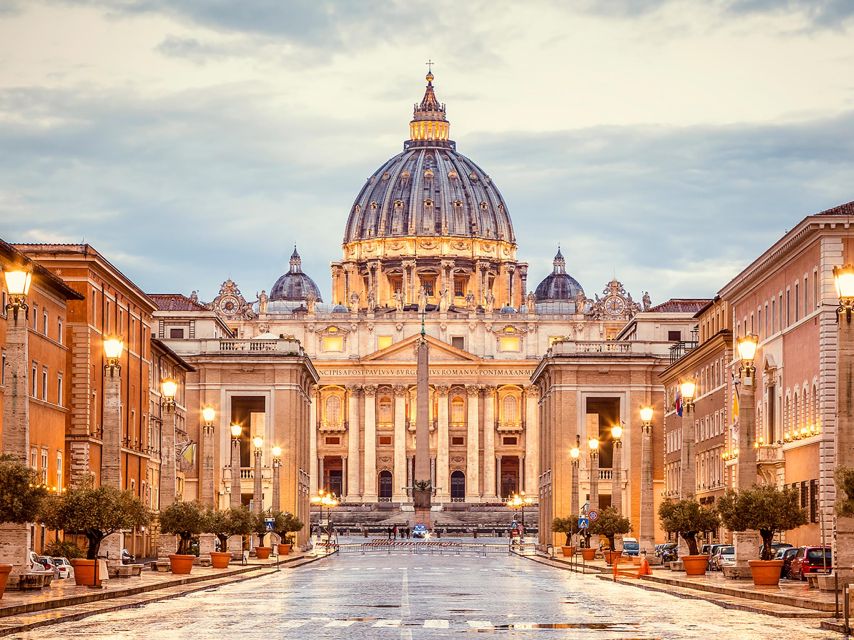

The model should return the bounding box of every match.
[275,618,543,630]
[312,566,534,573]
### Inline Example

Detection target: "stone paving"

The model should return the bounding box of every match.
[6,541,841,639]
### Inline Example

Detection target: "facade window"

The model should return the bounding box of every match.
[377,335,393,351]
[30,448,37,469]
[32,363,37,397]
[378,436,392,446]
[1,351,5,385]
[322,335,344,352]
[169,327,184,339]
[43,310,48,335]
[810,479,818,523]
[57,318,63,344]
[786,289,790,327]
[502,436,518,445]
[779,294,783,330]
[41,368,48,401]
[324,436,340,445]
[57,373,63,406]
[32,303,37,329]
[451,336,465,350]
[56,451,63,490]
[667,330,681,341]
[814,270,819,310]
[451,436,465,446]
[795,282,800,322]
[40,449,48,483]
[451,396,465,425]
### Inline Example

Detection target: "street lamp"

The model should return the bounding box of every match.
[639,405,655,554]
[678,377,697,506]
[311,489,339,540]
[611,424,623,515]
[679,379,696,414]
[271,446,282,512]
[160,378,178,410]
[568,435,581,548]
[202,406,216,426]
[229,423,242,508]
[103,336,123,376]
[506,492,534,537]
[200,406,216,508]
[588,436,600,510]
[3,267,32,323]
[737,334,758,383]
[252,435,264,514]
[834,263,854,322]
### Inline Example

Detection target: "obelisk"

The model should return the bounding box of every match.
[413,313,432,525]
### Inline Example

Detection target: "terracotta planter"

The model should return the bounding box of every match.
[604,550,621,566]
[0,564,11,599]
[210,551,231,569]
[682,555,710,576]
[581,548,596,561]
[749,559,784,586]
[277,544,292,556]
[561,546,575,558]
[255,546,271,560]
[70,559,100,587]
[169,554,195,575]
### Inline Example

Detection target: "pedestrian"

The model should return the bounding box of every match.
[393,525,398,540]
[387,526,392,541]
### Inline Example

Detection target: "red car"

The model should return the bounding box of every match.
[789,546,832,580]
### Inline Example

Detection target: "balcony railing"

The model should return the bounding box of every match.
[598,468,613,480]
[166,337,304,356]
[669,340,699,364]
[550,340,677,358]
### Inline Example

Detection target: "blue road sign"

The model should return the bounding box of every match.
[578,517,589,529]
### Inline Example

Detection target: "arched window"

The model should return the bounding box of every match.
[326,395,341,426]
[503,395,518,423]
[793,391,799,430]
[450,471,466,501]
[451,396,465,425]
[813,384,819,427]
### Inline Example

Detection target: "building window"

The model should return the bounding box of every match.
[451,436,465,446]
[1,351,5,385]
[43,310,48,335]
[795,282,800,322]
[56,451,63,490]
[57,373,63,406]
[324,436,340,445]
[378,436,392,446]
[498,334,521,352]
[809,479,818,523]
[667,330,682,342]
[502,436,518,445]
[57,318,63,344]
[451,336,465,350]
[814,270,819,310]
[30,447,37,469]
[169,327,184,339]
[322,335,344,352]
[377,336,393,351]
[41,368,48,401]
[451,396,465,425]
[32,363,37,397]
[786,289,790,327]
[40,449,48,483]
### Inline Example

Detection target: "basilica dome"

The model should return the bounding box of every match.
[270,247,323,302]
[342,72,515,245]
[535,248,583,302]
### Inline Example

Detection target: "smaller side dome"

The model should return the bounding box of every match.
[270,246,324,303]
[535,247,584,302]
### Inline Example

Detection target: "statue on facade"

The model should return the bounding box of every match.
[367,288,376,311]
[393,289,404,312]
[439,287,450,312]
[257,289,269,315]
[484,288,495,311]
[417,286,428,313]
[349,291,360,312]
[575,289,586,314]
[189,290,199,304]
[306,292,317,315]
[642,291,651,311]
[526,291,537,314]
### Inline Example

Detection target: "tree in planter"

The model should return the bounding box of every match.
[159,501,206,556]
[658,499,720,556]
[0,454,47,526]
[551,517,581,547]
[251,512,273,548]
[43,540,84,560]
[717,485,807,560]
[39,480,150,560]
[588,507,631,551]
[274,511,304,546]
[835,467,854,517]
[202,507,253,552]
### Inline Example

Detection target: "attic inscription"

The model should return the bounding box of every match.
[321,367,532,377]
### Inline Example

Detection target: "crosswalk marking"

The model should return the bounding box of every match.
[424,619,450,628]
[373,619,402,627]
[324,620,356,627]
[467,620,493,629]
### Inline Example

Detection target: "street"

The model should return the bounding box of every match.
[13,543,838,639]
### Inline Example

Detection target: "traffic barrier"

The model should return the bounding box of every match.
[612,555,641,580]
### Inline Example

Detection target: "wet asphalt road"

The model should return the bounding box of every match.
[12,541,839,639]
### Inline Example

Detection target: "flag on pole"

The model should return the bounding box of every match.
[732,382,740,417]
[180,442,197,465]
[675,387,683,417]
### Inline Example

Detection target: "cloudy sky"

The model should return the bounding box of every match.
[1,0,853,305]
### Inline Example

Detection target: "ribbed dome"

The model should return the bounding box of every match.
[535,248,584,301]
[270,247,323,302]
[342,73,515,245]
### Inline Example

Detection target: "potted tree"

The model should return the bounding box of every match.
[589,507,632,566]
[551,517,581,557]
[0,455,47,598]
[717,485,807,586]
[251,512,273,559]
[40,479,150,586]
[159,501,205,574]
[274,511,304,555]
[203,507,253,569]
[658,499,720,576]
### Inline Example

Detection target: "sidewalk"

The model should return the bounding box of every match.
[0,552,330,637]
[516,550,840,620]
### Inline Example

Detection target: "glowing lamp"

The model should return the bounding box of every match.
[679,379,696,402]
[639,406,654,424]
[4,269,32,297]
[737,334,758,366]
[103,337,124,361]
[160,378,178,401]
[230,423,243,439]
[611,425,623,440]
[588,437,599,451]
[272,446,282,458]
[252,435,264,449]
[202,406,216,424]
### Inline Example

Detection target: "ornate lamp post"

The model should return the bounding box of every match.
[252,435,264,514]
[588,436,600,510]
[311,489,339,540]
[506,492,534,539]
[271,446,282,512]
[229,423,242,508]
[159,378,178,507]
[3,268,32,323]
[200,406,216,507]
[835,264,854,579]
[611,424,623,515]
[101,337,124,490]
[639,405,655,554]
[678,378,697,499]
[570,436,581,520]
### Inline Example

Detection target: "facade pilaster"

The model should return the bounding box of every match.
[346,385,361,501]
[363,385,378,500]
[393,385,408,501]
[309,385,318,494]
[436,386,450,501]
[524,386,539,495]
[482,387,497,500]
[466,385,480,500]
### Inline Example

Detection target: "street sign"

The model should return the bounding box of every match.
[577,517,589,530]
[587,509,600,523]
[264,517,275,531]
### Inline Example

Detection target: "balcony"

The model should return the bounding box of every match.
[166,337,304,356]
[669,340,699,365]
[598,468,613,481]
[319,420,346,433]
[497,421,523,433]
[550,340,676,358]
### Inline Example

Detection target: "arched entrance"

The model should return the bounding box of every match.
[500,458,520,498]
[450,470,466,501]
[378,470,393,501]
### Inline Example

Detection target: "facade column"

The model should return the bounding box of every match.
[346,385,361,501]
[309,386,318,494]
[466,385,480,501]
[436,386,450,501]
[677,408,696,558]
[393,385,408,501]
[200,413,215,507]
[252,442,263,514]
[524,386,539,495]
[640,419,655,554]
[0,305,31,576]
[363,385,377,501]
[496,455,503,498]
[482,387,497,501]
[317,457,325,492]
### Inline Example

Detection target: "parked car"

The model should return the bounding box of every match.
[32,554,56,574]
[657,542,678,563]
[775,547,799,579]
[710,545,735,570]
[412,524,429,539]
[759,542,792,558]
[621,538,640,556]
[706,544,727,570]
[52,557,74,579]
[789,546,832,580]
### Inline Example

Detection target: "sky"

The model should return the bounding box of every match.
[0,0,853,306]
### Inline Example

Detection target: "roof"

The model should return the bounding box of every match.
[150,338,195,372]
[149,293,209,312]
[0,238,85,301]
[647,298,712,313]
[816,200,854,216]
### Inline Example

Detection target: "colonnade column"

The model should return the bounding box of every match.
[346,385,361,501]
[436,386,450,501]
[362,385,377,501]
[524,386,539,495]
[466,385,480,501]
[482,387,497,501]
[309,386,318,494]
[393,385,408,502]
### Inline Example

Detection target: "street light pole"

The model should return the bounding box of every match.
[570,437,580,547]
[733,334,760,577]
[201,406,216,507]
[588,437,600,510]
[835,264,854,581]
[229,424,242,509]
[677,378,696,559]
[639,406,655,555]
[252,435,264,514]
[611,424,623,515]
[271,446,282,512]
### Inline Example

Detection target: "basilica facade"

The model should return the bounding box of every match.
[154,73,693,541]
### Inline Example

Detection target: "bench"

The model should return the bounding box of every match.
[193,557,212,567]
[808,574,821,589]
[116,564,144,578]
[151,561,171,573]
[15,573,47,590]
